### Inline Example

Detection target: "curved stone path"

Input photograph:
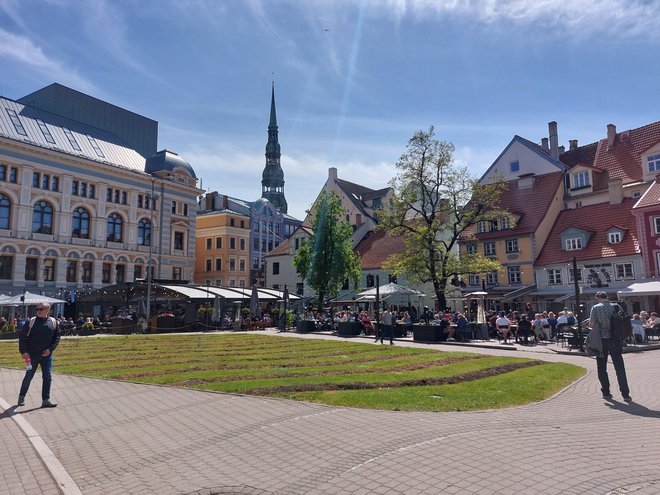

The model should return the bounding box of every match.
[1,331,659,495]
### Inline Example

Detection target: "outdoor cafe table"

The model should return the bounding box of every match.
[296,320,317,333]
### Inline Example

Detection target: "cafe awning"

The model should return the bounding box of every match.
[501,284,537,302]
[617,281,660,297]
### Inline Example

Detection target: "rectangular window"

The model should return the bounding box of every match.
[215,258,222,271]
[466,244,477,254]
[230,237,236,250]
[113,190,119,203]
[79,182,86,197]
[608,232,622,244]
[102,263,111,284]
[0,255,13,279]
[501,217,510,230]
[115,264,125,284]
[66,261,77,283]
[486,271,498,285]
[42,259,55,281]
[614,262,634,280]
[63,127,82,151]
[240,238,246,250]
[138,195,144,209]
[9,167,17,183]
[171,200,177,214]
[33,172,40,188]
[88,184,95,199]
[134,265,143,280]
[121,191,127,205]
[568,267,583,284]
[572,171,590,188]
[6,108,27,136]
[174,232,184,250]
[229,279,235,287]
[229,259,236,271]
[274,223,280,235]
[205,259,212,271]
[0,164,5,181]
[510,161,519,173]
[505,239,519,253]
[273,262,280,275]
[107,188,112,201]
[648,153,660,172]
[490,219,498,231]
[41,174,49,189]
[239,259,245,272]
[37,119,56,144]
[240,220,245,229]
[82,261,93,283]
[206,238,212,250]
[215,237,222,249]
[183,204,188,216]
[253,221,259,232]
[484,242,496,256]
[25,258,38,281]
[230,218,235,227]
[565,238,583,251]
[253,238,259,250]
[87,135,105,158]
[507,266,521,284]
[51,176,59,192]
[468,274,480,286]
[173,267,182,280]
[548,268,562,285]
[654,217,660,235]
[477,221,487,233]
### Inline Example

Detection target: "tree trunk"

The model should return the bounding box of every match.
[317,289,325,313]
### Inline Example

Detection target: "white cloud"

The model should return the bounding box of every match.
[0,28,95,91]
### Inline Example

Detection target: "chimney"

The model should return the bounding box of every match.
[223,195,229,209]
[569,139,578,151]
[329,167,338,181]
[558,145,565,154]
[608,179,623,205]
[204,193,214,210]
[548,121,559,160]
[541,138,549,151]
[607,124,616,149]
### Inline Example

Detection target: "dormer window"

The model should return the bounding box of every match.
[501,217,510,230]
[510,161,519,173]
[565,238,582,251]
[477,221,487,233]
[608,231,622,244]
[572,171,590,189]
[490,219,498,231]
[647,153,660,173]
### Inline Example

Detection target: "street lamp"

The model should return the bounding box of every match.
[145,180,159,329]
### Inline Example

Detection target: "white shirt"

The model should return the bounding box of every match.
[496,317,511,328]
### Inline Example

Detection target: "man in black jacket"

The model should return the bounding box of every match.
[17,302,61,408]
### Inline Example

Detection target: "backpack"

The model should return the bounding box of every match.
[610,304,632,343]
[27,316,57,338]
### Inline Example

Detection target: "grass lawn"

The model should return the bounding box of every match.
[0,333,585,412]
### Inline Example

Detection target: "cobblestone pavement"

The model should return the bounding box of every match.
[1,331,659,495]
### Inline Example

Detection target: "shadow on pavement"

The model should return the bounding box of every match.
[605,400,660,418]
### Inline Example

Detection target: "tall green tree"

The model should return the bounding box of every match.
[378,126,509,310]
[293,191,361,311]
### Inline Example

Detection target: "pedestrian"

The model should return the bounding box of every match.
[381,306,394,345]
[17,302,61,408]
[588,291,632,402]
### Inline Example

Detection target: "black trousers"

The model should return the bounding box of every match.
[596,338,630,397]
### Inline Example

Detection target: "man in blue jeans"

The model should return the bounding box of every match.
[588,291,632,402]
[17,302,61,408]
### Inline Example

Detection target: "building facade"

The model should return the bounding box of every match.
[0,84,201,301]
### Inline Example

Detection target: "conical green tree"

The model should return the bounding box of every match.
[293,191,361,311]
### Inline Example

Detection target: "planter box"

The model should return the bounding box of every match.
[111,319,137,335]
[296,320,317,333]
[412,325,448,343]
[337,321,363,337]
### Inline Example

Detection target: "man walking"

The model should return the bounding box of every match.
[588,291,632,402]
[381,306,394,345]
[17,302,61,408]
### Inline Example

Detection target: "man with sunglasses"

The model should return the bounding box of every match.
[17,302,61,408]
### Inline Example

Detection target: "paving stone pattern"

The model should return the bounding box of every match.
[1,332,659,494]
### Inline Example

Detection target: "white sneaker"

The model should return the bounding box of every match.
[447,337,455,341]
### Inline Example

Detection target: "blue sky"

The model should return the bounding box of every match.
[1,0,659,219]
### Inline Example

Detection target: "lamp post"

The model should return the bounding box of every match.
[145,180,159,330]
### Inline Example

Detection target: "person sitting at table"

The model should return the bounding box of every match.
[532,313,545,342]
[630,314,646,343]
[517,314,532,344]
[397,311,412,336]
[455,313,470,342]
[361,312,375,335]
[645,312,658,328]
[495,311,512,344]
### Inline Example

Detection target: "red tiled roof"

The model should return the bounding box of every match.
[559,141,598,168]
[468,172,564,240]
[534,198,639,265]
[634,180,660,209]
[593,121,660,184]
[354,229,406,270]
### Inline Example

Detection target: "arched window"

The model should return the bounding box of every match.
[32,201,53,234]
[72,207,90,239]
[106,213,123,243]
[0,194,10,230]
[137,218,151,246]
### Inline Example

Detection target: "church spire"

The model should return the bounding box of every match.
[261,82,288,214]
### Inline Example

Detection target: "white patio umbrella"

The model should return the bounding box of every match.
[6,292,66,305]
[249,284,261,320]
[356,282,425,298]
